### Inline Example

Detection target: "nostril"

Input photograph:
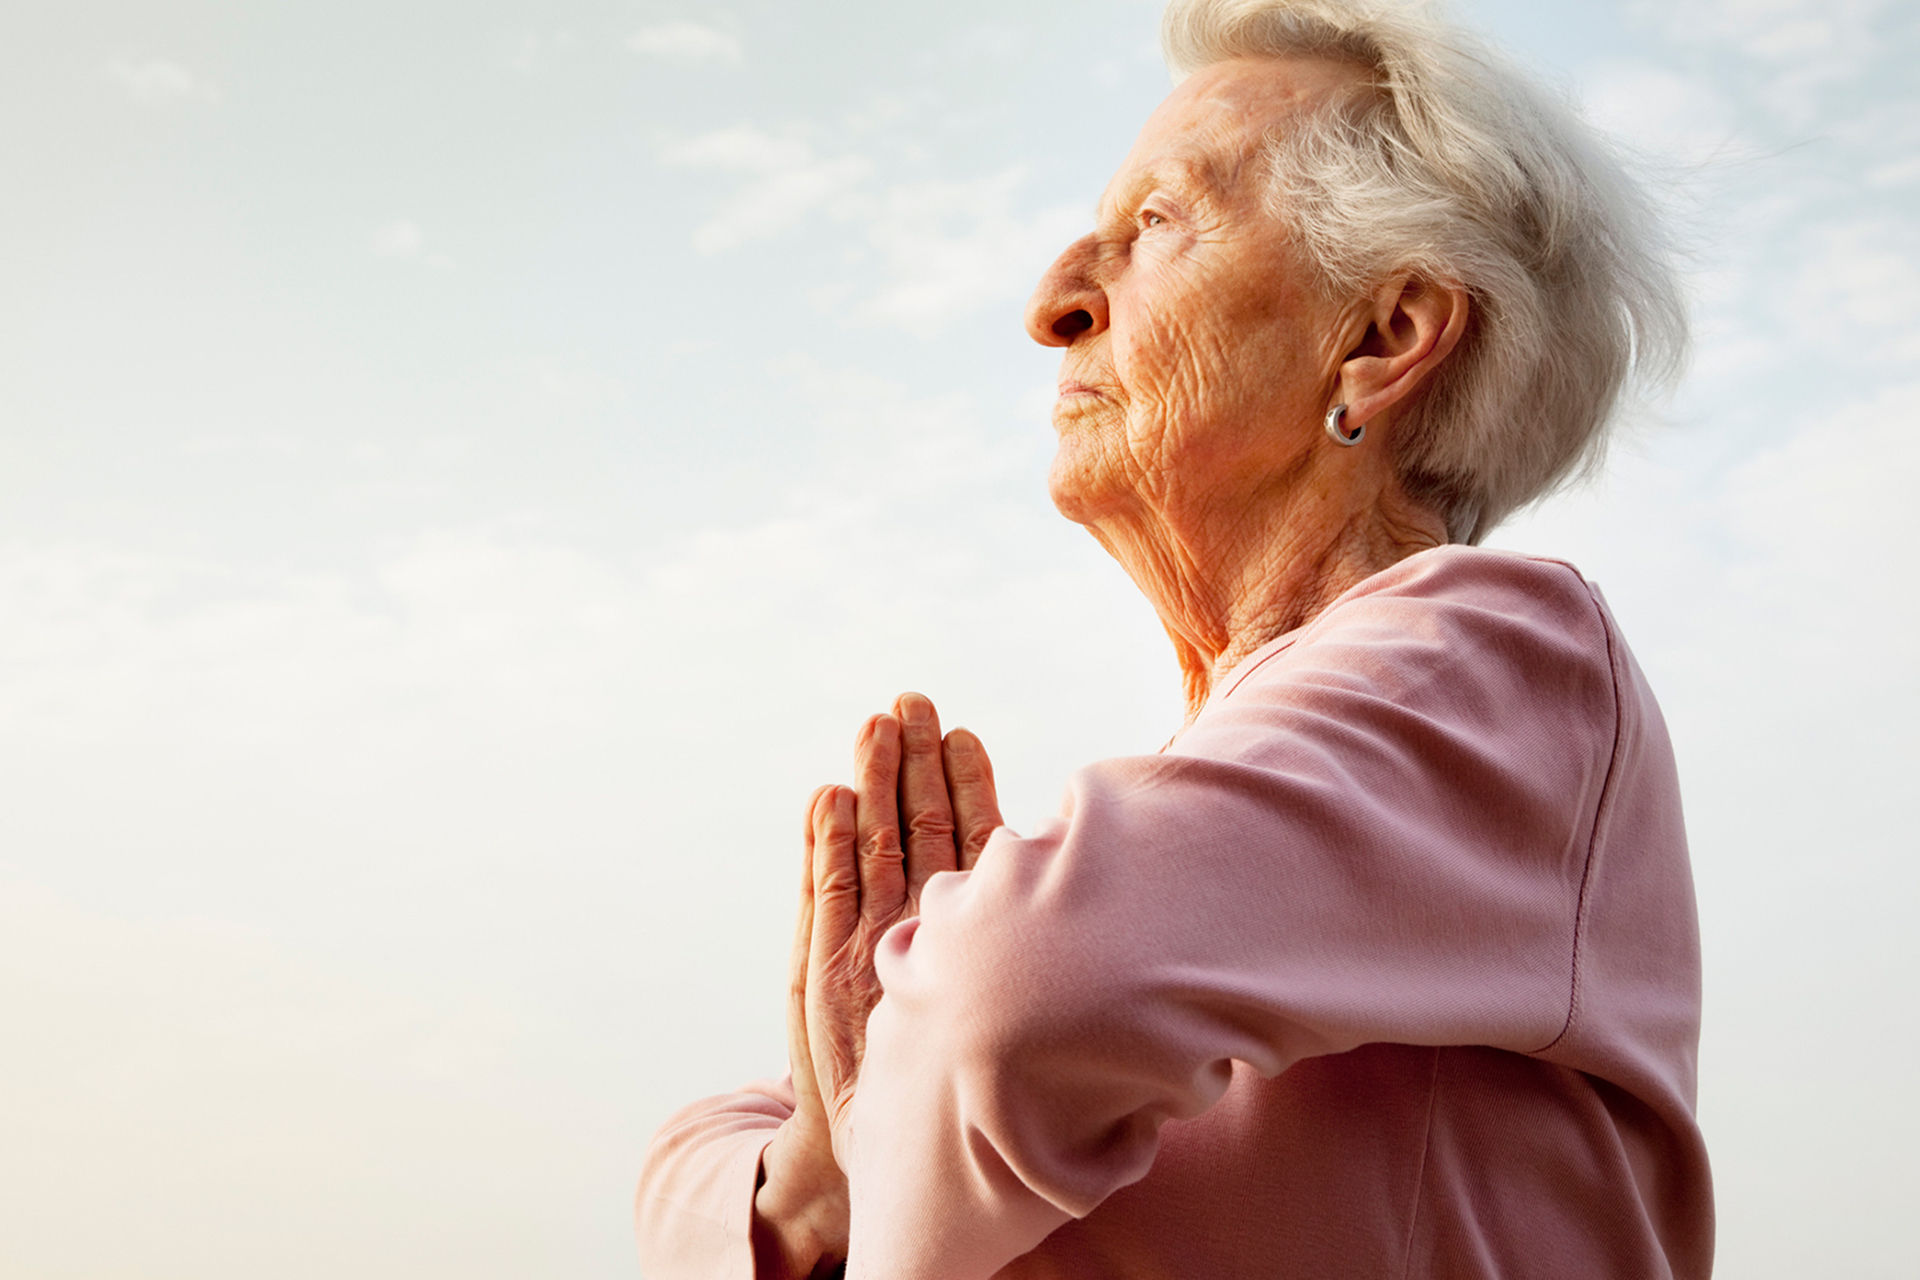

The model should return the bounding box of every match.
[1052,309,1094,339]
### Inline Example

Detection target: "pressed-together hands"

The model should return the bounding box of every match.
[752,693,1003,1279]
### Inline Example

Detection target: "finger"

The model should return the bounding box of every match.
[943,728,1005,871]
[810,784,861,960]
[853,713,907,921]
[893,692,957,900]
[807,786,865,1132]
[802,782,836,849]
[787,789,828,1092]
[796,785,839,981]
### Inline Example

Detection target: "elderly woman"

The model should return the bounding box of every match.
[638,0,1712,1275]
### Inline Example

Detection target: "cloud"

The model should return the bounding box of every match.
[505,28,581,74]
[369,219,453,268]
[660,125,873,252]
[0,339,1181,1265]
[856,169,1085,331]
[1632,0,1891,63]
[953,24,1030,63]
[1627,0,1898,124]
[1714,378,1920,594]
[1780,217,1920,362]
[695,156,872,253]
[1866,155,1920,189]
[105,57,221,105]
[1577,60,1744,163]
[371,219,423,258]
[660,125,814,172]
[628,20,742,64]
[659,128,1083,319]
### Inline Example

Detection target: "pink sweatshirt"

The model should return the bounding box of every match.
[637,546,1714,1278]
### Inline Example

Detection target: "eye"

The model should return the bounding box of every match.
[1141,210,1167,229]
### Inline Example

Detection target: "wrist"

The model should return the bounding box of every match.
[753,1126,850,1277]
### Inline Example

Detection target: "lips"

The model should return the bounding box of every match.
[1056,370,1112,398]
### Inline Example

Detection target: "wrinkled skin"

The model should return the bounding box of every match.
[754,695,1002,1280]
[1038,57,1363,534]
[1028,56,1465,714]
[751,54,1472,1280]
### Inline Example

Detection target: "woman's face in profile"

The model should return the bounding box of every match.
[1027,56,1358,531]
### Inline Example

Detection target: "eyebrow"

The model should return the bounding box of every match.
[1094,157,1223,222]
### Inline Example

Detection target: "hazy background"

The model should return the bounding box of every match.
[2,1,1915,1276]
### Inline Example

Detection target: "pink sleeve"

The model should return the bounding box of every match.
[636,1077,794,1280]
[837,553,1620,1279]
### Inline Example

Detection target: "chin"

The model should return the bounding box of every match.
[1047,445,1118,527]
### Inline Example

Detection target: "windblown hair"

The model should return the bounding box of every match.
[1162,0,1686,543]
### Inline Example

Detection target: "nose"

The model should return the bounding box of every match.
[1024,234,1108,347]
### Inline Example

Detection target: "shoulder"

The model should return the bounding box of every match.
[1190,545,1621,777]
[1331,543,1610,647]
[1222,546,1610,698]
[1341,543,1602,621]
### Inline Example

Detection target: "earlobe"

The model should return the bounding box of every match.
[1324,403,1365,447]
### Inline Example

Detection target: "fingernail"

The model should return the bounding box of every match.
[901,694,930,727]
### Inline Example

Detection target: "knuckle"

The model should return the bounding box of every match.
[905,811,956,843]
[945,755,984,785]
[858,830,903,864]
[816,866,860,896]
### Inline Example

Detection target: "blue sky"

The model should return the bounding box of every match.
[2,1,1916,1276]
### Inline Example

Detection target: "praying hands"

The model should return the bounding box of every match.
[751,693,1003,1279]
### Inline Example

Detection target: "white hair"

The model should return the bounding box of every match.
[1162,0,1687,543]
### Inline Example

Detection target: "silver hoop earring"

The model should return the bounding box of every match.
[1325,403,1365,447]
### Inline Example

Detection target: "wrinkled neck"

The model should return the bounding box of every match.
[1087,473,1448,723]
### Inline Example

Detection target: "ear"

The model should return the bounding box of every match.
[1334,276,1470,433]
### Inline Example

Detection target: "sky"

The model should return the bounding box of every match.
[1,1,1915,1276]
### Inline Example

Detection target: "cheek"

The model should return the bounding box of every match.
[1113,294,1193,395]
[1114,300,1248,451]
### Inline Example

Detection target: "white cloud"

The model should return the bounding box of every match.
[660,130,1083,317]
[661,125,814,172]
[1713,378,1920,592]
[371,219,424,258]
[661,125,873,252]
[371,219,452,268]
[856,169,1087,331]
[1866,155,1920,189]
[1781,217,1920,362]
[518,355,629,417]
[1628,0,1897,124]
[506,28,580,74]
[1633,0,1891,63]
[105,57,220,105]
[953,24,1029,63]
[697,156,873,252]
[1577,60,1744,163]
[628,20,742,64]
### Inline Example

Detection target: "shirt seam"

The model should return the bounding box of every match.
[1532,577,1626,1056]
[1398,1046,1444,1280]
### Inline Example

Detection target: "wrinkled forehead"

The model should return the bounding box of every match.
[1101,55,1365,212]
